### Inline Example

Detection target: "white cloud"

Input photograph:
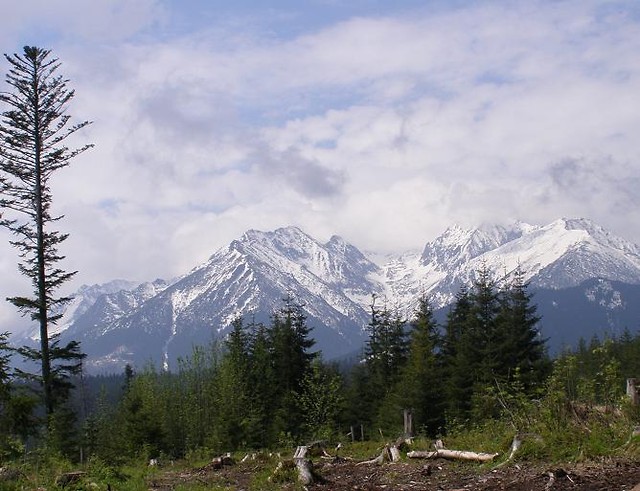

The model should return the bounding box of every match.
[1,0,640,334]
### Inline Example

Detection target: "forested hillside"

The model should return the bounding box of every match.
[3,269,640,466]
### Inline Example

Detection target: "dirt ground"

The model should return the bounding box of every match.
[148,455,640,490]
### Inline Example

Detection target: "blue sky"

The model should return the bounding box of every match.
[1,0,639,333]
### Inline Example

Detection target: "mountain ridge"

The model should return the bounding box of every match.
[13,217,640,372]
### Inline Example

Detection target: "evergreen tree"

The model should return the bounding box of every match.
[269,297,317,439]
[442,286,475,420]
[394,296,444,436]
[0,334,37,458]
[468,264,502,382]
[119,366,167,458]
[213,317,252,450]
[343,359,375,436]
[495,267,549,390]
[246,319,276,447]
[362,295,409,430]
[365,295,408,390]
[0,46,92,417]
[0,332,19,458]
[175,345,217,453]
[0,332,12,415]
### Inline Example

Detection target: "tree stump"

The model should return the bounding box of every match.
[294,445,314,485]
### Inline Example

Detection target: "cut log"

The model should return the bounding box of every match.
[294,445,313,485]
[407,450,439,459]
[407,449,499,462]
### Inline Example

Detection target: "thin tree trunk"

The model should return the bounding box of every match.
[31,55,53,417]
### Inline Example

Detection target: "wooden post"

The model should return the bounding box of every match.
[627,378,639,405]
[403,409,413,437]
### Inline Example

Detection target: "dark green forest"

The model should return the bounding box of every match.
[2,267,640,465]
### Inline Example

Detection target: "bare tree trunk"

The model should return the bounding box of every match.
[403,409,413,437]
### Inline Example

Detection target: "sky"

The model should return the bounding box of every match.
[0,0,639,334]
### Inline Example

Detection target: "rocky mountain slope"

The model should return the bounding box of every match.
[14,218,640,372]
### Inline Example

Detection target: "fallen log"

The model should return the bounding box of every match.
[406,450,439,459]
[407,448,499,462]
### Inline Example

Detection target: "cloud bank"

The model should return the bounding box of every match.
[1,0,639,333]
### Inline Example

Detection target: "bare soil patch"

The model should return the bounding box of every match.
[146,456,640,490]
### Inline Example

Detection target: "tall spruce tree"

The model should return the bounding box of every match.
[443,286,475,420]
[395,296,444,435]
[269,297,316,438]
[0,46,92,417]
[362,295,409,429]
[495,266,549,390]
[468,264,502,382]
[214,317,252,449]
[246,319,276,447]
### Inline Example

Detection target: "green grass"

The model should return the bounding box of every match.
[1,402,638,491]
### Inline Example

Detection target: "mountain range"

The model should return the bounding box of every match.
[14,217,640,373]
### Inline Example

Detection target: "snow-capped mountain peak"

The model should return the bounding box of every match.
[385,217,640,312]
[18,217,640,373]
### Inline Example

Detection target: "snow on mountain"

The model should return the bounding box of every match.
[534,278,640,352]
[40,218,640,373]
[65,227,382,372]
[20,279,139,342]
[383,218,640,314]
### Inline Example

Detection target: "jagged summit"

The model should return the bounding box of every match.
[383,217,640,315]
[14,218,640,373]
